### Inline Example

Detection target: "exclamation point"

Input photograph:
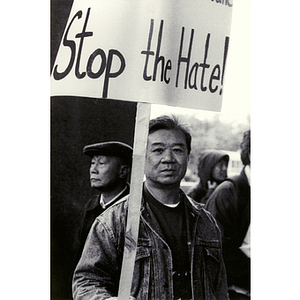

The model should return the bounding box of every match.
[219,36,230,95]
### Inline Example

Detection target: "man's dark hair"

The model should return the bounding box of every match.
[149,115,192,154]
[240,130,250,166]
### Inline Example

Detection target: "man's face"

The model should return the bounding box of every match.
[145,129,189,188]
[90,155,123,191]
[211,158,228,183]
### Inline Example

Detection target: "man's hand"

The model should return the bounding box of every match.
[207,180,217,190]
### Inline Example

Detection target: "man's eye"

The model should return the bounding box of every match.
[173,148,183,154]
[91,161,104,165]
[153,148,164,154]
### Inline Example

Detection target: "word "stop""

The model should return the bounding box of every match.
[52,8,126,99]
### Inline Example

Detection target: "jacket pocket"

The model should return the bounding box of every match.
[135,238,151,260]
[194,237,223,298]
[195,237,222,262]
[204,247,220,263]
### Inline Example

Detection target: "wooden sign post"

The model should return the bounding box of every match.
[118,102,151,299]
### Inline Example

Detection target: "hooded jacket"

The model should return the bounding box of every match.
[72,190,229,300]
[188,150,229,204]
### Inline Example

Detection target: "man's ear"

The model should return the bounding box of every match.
[119,165,130,179]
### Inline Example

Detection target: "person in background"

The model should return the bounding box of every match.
[72,115,229,300]
[188,150,229,204]
[77,141,132,255]
[205,130,251,300]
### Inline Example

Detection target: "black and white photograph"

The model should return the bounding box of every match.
[50,1,251,299]
[51,0,251,300]
[3,0,299,300]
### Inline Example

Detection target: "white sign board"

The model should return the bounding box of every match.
[51,0,233,111]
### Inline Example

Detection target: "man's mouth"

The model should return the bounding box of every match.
[161,169,176,173]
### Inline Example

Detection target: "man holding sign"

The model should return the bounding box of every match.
[72,115,228,300]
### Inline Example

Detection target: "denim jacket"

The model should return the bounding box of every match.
[72,191,229,300]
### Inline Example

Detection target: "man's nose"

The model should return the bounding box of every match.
[162,150,175,163]
[90,163,98,173]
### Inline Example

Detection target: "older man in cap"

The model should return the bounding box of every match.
[77,141,133,255]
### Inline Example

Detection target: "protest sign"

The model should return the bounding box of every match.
[51,0,233,111]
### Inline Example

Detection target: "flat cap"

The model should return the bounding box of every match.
[83,141,133,165]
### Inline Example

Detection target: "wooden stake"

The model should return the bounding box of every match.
[118,102,151,300]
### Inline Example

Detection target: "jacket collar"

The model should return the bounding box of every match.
[140,186,202,223]
[180,189,205,217]
[86,183,130,211]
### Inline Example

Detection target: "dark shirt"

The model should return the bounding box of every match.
[144,186,192,300]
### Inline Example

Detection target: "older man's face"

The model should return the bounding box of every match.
[145,129,189,188]
[89,155,123,191]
